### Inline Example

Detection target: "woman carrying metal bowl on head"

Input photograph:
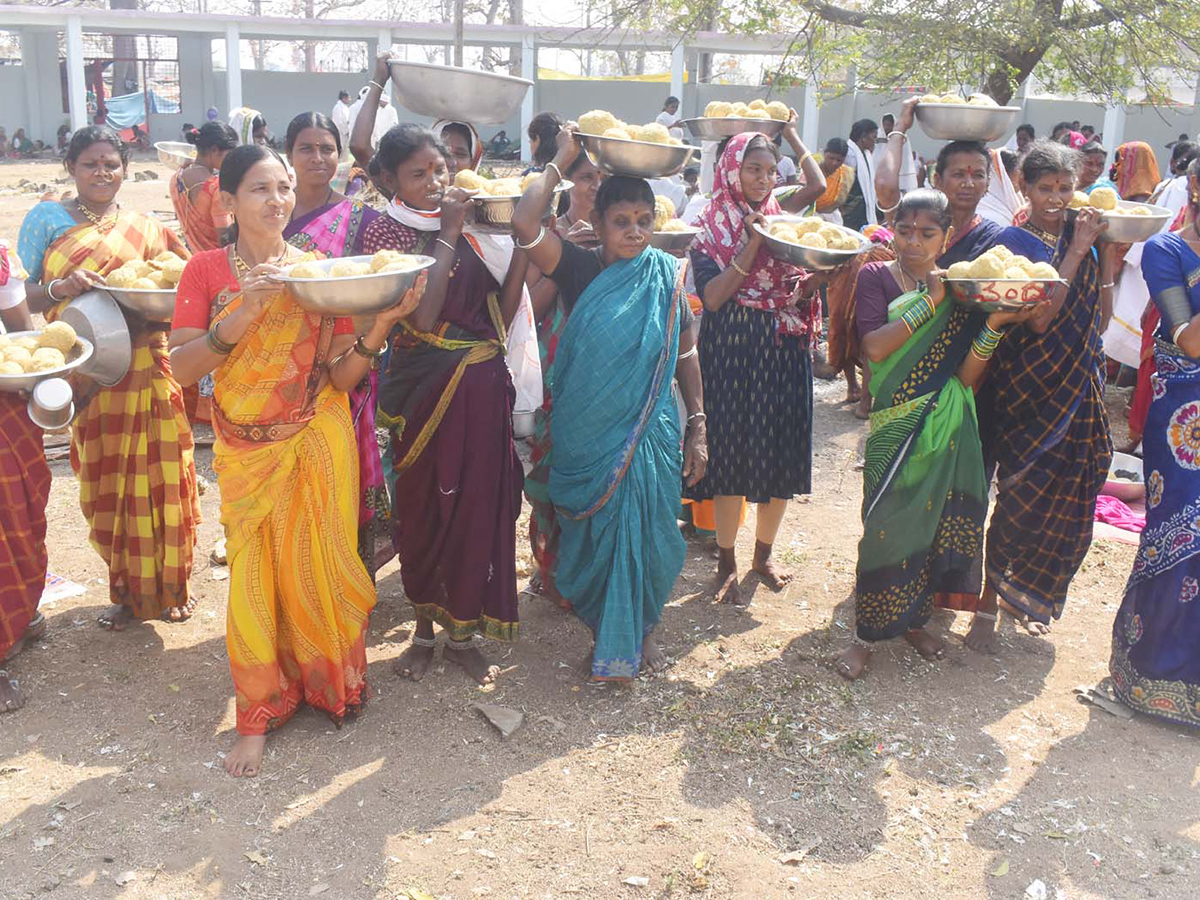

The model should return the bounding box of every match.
[359,124,528,687]
[967,140,1117,649]
[513,124,707,681]
[685,116,827,608]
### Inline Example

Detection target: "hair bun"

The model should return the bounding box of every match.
[184,128,201,145]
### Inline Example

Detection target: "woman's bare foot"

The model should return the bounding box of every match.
[162,596,198,623]
[833,644,871,680]
[224,734,266,777]
[752,540,793,591]
[998,598,1051,636]
[903,627,944,660]
[3,614,47,663]
[394,641,436,681]
[97,605,135,632]
[1,670,27,713]
[965,613,999,652]
[714,547,745,606]
[641,634,668,673]
[444,643,501,685]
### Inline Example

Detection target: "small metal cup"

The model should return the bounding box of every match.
[27,377,74,430]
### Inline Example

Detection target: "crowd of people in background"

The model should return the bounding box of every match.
[3,73,1199,783]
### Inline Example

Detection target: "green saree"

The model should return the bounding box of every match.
[855,291,988,642]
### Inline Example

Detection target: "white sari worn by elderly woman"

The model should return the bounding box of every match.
[977,149,1023,228]
[1103,175,1191,367]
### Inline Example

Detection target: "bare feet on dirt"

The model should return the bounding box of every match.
[641,634,668,673]
[444,644,501,685]
[162,596,197,623]
[394,642,436,681]
[0,670,27,713]
[97,604,136,632]
[224,734,266,777]
[833,644,871,681]
[904,627,945,660]
[999,598,1051,635]
[965,613,999,652]
[714,547,746,606]
[752,540,793,591]
[3,613,46,663]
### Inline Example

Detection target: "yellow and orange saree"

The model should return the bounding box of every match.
[24,206,200,618]
[198,248,374,735]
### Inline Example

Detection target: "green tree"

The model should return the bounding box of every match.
[657,0,1200,104]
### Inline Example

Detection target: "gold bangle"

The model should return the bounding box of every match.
[731,260,751,277]
[799,151,813,165]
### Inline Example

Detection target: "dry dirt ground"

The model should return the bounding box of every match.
[0,157,1196,900]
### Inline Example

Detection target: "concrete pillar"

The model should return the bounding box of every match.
[520,35,535,162]
[225,24,242,113]
[1101,105,1126,167]
[19,29,45,142]
[670,43,685,107]
[841,63,857,138]
[802,76,820,151]
[64,16,88,133]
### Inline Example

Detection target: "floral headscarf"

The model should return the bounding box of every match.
[694,132,809,337]
[1111,141,1161,200]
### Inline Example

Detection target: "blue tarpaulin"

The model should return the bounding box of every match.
[102,90,180,128]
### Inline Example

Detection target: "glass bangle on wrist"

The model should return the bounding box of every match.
[353,335,384,359]
[545,162,563,182]
[900,294,935,334]
[970,323,1004,360]
[206,319,236,355]
[46,279,64,302]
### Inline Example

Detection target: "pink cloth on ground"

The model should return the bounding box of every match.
[1094,494,1146,533]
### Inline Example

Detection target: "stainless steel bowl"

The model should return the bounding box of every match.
[650,228,701,252]
[1100,200,1173,243]
[913,103,1021,142]
[470,181,572,232]
[577,133,697,179]
[946,278,1066,312]
[682,117,786,142]
[512,409,536,439]
[0,331,95,394]
[388,60,533,126]
[106,286,177,322]
[752,216,870,271]
[58,290,131,387]
[277,254,437,316]
[27,377,75,430]
[155,141,196,170]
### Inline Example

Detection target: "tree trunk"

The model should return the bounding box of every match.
[110,0,140,96]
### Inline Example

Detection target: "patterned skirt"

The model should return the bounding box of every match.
[686,302,812,503]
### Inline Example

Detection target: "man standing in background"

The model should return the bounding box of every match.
[331,89,352,156]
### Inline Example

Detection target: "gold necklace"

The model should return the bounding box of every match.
[234,243,287,276]
[76,199,117,228]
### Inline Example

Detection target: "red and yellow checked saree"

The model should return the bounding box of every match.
[183,248,374,735]
[0,244,49,660]
[35,209,200,619]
